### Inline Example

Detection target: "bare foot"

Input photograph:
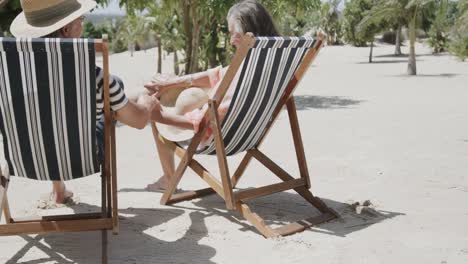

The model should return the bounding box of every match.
[146,176,169,192]
[52,188,74,204]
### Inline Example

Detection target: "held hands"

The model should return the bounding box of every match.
[144,73,176,97]
[137,93,160,113]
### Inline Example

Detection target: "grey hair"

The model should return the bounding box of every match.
[227,0,279,36]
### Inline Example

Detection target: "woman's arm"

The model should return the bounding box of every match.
[144,71,213,96]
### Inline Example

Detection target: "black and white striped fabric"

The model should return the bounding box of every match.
[199,36,317,156]
[0,37,99,181]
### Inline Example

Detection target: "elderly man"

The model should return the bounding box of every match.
[8,0,194,203]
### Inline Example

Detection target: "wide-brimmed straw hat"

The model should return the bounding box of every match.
[10,0,97,38]
[156,86,210,142]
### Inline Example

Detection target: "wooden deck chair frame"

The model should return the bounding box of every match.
[0,39,118,263]
[152,33,339,238]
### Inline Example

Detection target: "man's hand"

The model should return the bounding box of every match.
[137,93,160,113]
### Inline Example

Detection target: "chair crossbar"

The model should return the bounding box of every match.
[9,212,103,224]
[0,218,113,236]
[235,178,306,201]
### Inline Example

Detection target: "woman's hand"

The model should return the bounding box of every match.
[144,73,176,97]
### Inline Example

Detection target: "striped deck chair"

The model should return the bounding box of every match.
[152,33,339,238]
[0,37,118,263]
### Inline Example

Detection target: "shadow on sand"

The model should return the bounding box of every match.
[5,189,403,263]
[386,73,459,78]
[5,204,216,264]
[356,59,411,64]
[294,95,363,111]
[172,191,404,238]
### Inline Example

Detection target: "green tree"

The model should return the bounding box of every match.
[343,0,376,47]
[360,0,436,75]
[0,0,21,36]
[115,15,152,57]
[427,0,458,53]
[449,0,468,60]
[321,0,343,45]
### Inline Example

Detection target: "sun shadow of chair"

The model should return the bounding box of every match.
[5,203,217,264]
[167,191,404,238]
[294,95,363,111]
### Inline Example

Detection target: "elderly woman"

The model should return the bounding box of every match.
[144,0,280,191]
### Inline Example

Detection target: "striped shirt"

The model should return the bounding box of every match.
[95,66,128,122]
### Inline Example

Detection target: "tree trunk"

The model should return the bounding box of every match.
[129,43,135,57]
[407,15,417,75]
[395,24,402,55]
[369,41,374,63]
[182,0,192,74]
[157,35,162,74]
[174,51,180,75]
[190,0,200,73]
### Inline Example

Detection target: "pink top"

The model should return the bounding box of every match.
[187,65,241,147]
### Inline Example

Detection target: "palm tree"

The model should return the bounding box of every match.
[359,0,435,75]
[116,15,151,57]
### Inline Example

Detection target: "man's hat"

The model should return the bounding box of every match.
[10,0,97,38]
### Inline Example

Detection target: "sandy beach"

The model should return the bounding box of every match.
[1,41,468,263]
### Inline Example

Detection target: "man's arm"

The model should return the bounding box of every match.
[114,94,158,129]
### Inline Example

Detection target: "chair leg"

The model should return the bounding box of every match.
[2,195,11,224]
[231,151,253,188]
[160,156,191,205]
[286,98,311,189]
[1,164,10,224]
[210,100,235,210]
[101,229,108,264]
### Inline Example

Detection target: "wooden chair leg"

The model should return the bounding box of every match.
[286,98,311,189]
[2,195,11,224]
[101,229,108,264]
[1,164,10,223]
[210,100,235,210]
[110,122,119,234]
[231,151,253,188]
[160,155,191,205]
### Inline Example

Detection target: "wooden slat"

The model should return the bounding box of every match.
[0,165,10,223]
[236,202,279,238]
[94,40,104,52]
[172,142,225,198]
[251,149,338,216]
[236,179,305,202]
[0,218,113,236]
[165,188,216,205]
[250,149,296,183]
[110,113,119,234]
[10,213,102,224]
[231,151,253,188]
[187,160,225,197]
[274,212,335,236]
[210,100,235,210]
[2,195,11,224]
[286,98,311,189]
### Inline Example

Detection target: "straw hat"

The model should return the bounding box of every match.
[156,86,210,142]
[10,0,97,38]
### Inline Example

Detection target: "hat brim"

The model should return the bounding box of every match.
[10,0,97,38]
[155,87,210,142]
[155,106,196,142]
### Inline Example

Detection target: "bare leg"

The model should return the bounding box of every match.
[51,181,73,204]
[147,125,176,191]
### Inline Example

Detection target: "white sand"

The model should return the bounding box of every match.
[1,42,468,264]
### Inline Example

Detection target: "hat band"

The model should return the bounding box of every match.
[25,1,82,27]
